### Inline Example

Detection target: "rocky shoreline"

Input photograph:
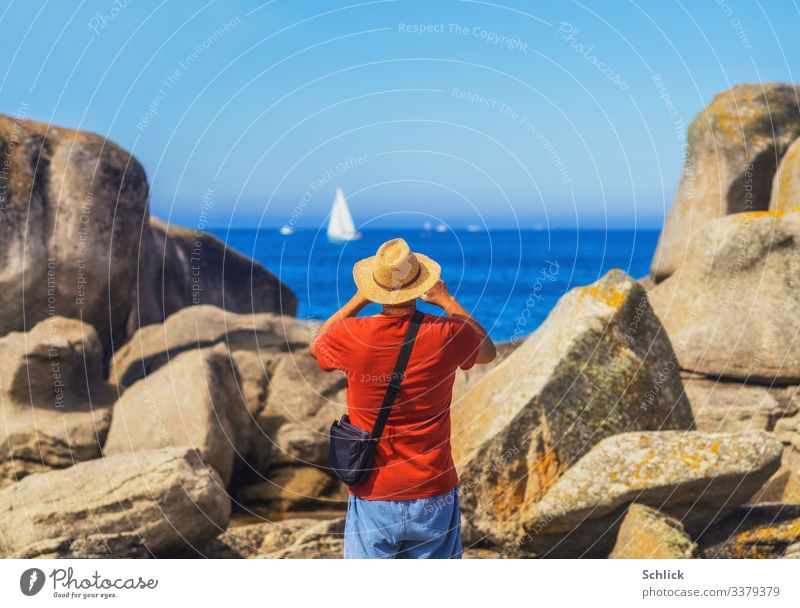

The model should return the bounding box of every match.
[1,83,800,558]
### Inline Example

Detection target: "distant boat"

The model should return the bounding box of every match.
[466,224,481,232]
[279,225,294,235]
[327,187,361,242]
[435,224,447,233]
[423,221,432,232]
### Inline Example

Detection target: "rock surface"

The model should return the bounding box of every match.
[110,304,344,478]
[681,374,800,505]
[650,83,800,282]
[235,465,347,512]
[0,317,114,488]
[770,136,800,213]
[698,503,800,558]
[0,448,230,558]
[260,517,345,558]
[133,217,297,334]
[683,373,798,432]
[649,210,800,384]
[250,352,346,472]
[203,517,344,558]
[775,414,800,461]
[452,270,694,547]
[521,430,782,556]
[785,542,800,558]
[451,341,518,403]
[104,345,249,485]
[0,115,149,356]
[111,304,312,388]
[766,414,800,503]
[201,521,286,558]
[609,503,698,559]
[752,463,800,504]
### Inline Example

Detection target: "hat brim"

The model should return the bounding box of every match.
[353,253,441,305]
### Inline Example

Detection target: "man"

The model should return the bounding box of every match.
[310,238,496,558]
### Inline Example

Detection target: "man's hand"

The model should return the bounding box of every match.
[420,279,453,308]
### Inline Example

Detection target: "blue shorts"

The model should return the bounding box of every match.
[344,486,462,559]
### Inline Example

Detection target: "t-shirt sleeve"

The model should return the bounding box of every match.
[448,318,482,370]
[314,321,349,372]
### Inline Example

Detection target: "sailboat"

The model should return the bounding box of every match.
[327,187,361,243]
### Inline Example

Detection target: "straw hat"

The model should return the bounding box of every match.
[353,238,441,304]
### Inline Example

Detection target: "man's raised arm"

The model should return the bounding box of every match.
[420,280,496,364]
[309,292,371,360]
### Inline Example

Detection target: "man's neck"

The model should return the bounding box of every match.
[380,304,416,316]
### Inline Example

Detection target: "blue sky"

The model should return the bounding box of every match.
[1,1,798,229]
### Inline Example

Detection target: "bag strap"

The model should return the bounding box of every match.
[369,309,425,441]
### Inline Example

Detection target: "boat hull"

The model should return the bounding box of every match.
[327,231,362,243]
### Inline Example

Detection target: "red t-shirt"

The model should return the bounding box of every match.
[315,311,481,500]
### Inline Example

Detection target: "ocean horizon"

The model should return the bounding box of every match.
[209,227,659,342]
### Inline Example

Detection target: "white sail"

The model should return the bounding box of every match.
[327,187,360,241]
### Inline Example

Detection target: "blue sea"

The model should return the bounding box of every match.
[209,228,659,342]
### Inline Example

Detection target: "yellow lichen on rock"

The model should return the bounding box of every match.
[707,512,800,559]
[737,518,800,546]
[526,449,560,501]
[733,206,800,221]
[575,281,627,309]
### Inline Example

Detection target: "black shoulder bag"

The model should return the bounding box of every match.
[328,309,424,487]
